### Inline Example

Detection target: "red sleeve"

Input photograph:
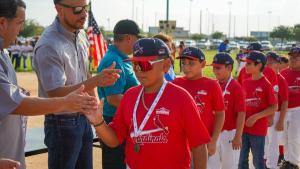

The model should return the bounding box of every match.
[266,82,278,106]
[181,92,211,148]
[212,81,225,112]
[279,76,289,101]
[109,94,129,144]
[234,82,246,113]
[265,67,278,88]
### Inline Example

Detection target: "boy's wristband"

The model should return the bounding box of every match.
[94,119,105,128]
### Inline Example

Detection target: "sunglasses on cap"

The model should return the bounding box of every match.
[58,3,90,14]
[132,59,165,72]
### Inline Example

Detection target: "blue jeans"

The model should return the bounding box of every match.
[238,133,266,169]
[44,114,93,169]
[101,115,126,169]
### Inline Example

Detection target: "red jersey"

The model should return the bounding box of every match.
[277,74,289,111]
[281,68,300,108]
[238,67,278,89]
[110,83,211,169]
[219,79,246,131]
[173,77,225,135]
[243,76,277,136]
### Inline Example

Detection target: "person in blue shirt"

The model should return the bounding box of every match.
[153,33,176,81]
[218,39,230,53]
[97,19,140,169]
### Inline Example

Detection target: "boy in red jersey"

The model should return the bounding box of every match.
[84,38,211,169]
[264,52,289,169]
[210,52,246,169]
[238,51,278,169]
[173,47,225,167]
[280,47,300,169]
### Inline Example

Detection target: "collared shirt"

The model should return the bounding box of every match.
[34,17,89,114]
[0,37,27,169]
[97,45,139,117]
[218,42,229,53]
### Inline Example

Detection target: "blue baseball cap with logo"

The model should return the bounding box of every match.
[266,52,281,63]
[242,51,266,64]
[245,42,263,53]
[125,38,170,61]
[210,52,234,67]
[176,47,205,61]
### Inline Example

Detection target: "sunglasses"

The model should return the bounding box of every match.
[132,59,165,72]
[58,3,90,14]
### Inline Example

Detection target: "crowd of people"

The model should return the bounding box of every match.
[1,0,300,169]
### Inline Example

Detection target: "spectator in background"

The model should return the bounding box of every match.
[218,39,229,53]
[279,56,289,71]
[21,41,33,70]
[10,40,20,70]
[153,33,176,81]
[235,49,246,77]
[179,41,185,72]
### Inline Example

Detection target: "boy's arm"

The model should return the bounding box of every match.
[85,101,120,148]
[192,144,208,169]
[208,111,225,156]
[232,111,246,150]
[276,100,288,131]
[245,104,278,127]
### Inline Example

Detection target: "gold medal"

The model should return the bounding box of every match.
[134,143,140,153]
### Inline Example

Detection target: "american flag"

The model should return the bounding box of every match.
[87,6,107,67]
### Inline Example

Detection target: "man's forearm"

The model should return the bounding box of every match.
[192,144,208,169]
[12,97,67,116]
[279,101,288,122]
[256,104,278,119]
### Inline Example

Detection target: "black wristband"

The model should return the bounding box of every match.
[94,119,105,128]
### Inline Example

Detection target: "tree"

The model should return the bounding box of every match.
[19,19,44,37]
[270,25,292,44]
[293,24,300,42]
[191,33,207,41]
[211,31,224,39]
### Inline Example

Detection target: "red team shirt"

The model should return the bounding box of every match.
[219,79,246,131]
[110,83,211,169]
[243,76,277,136]
[173,77,225,135]
[281,69,300,108]
[277,74,289,110]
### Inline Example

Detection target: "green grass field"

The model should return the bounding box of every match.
[15,50,289,79]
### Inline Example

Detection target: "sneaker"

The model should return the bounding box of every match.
[280,160,289,169]
[278,155,284,166]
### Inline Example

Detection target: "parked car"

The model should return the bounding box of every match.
[196,39,211,50]
[286,41,297,51]
[228,41,240,50]
[184,40,196,47]
[274,43,286,51]
[211,39,223,49]
[261,41,273,51]
[238,41,249,50]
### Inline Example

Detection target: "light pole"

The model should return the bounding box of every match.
[246,0,249,37]
[142,0,145,31]
[228,1,232,38]
[166,0,169,21]
[268,11,272,31]
[200,10,202,34]
[132,0,135,20]
[206,8,209,35]
[189,0,192,32]
[107,18,110,31]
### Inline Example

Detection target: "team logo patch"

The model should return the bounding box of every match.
[134,42,144,55]
[156,107,170,115]
[197,90,207,95]
[273,85,279,93]
[183,49,192,55]
[158,49,166,55]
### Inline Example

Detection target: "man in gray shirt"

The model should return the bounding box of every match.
[0,0,121,169]
[33,0,120,168]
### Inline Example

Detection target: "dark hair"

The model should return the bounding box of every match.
[53,0,63,4]
[254,62,265,72]
[280,56,289,64]
[0,0,26,18]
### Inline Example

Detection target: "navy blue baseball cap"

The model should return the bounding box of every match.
[113,19,143,38]
[125,38,170,62]
[245,42,263,53]
[210,52,234,67]
[176,47,205,60]
[242,51,266,64]
[288,47,300,55]
[266,52,281,63]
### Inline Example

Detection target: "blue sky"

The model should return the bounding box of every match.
[24,0,300,36]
